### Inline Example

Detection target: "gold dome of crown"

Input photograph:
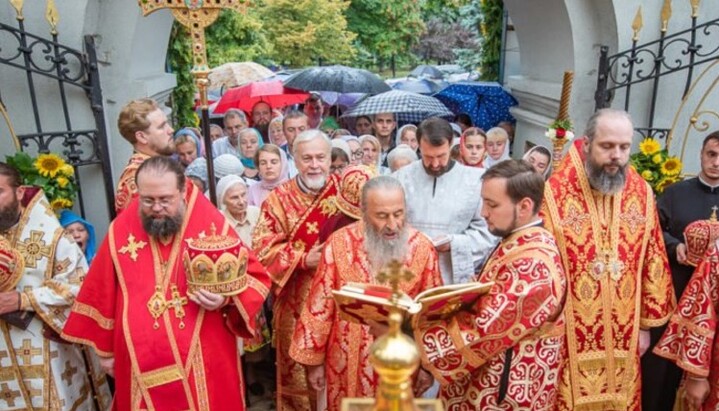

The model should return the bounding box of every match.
[0,236,23,292]
[684,207,719,267]
[183,223,248,296]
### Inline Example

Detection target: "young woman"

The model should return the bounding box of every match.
[523,145,553,179]
[268,117,286,147]
[173,128,203,167]
[484,126,511,168]
[247,144,289,207]
[354,115,373,136]
[396,124,419,151]
[239,128,264,181]
[459,127,487,168]
[359,134,390,175]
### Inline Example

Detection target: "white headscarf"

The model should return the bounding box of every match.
[216,175,247,211]
[523,145,554,178]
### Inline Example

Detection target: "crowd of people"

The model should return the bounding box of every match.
[1,91,719,411]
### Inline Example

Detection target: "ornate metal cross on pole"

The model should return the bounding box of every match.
[137,0,251,205]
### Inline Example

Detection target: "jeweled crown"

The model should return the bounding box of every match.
[684,207,719,267]
[0,236,23,292]
[183,223,248,296]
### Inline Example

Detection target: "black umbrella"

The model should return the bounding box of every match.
[283,65,391,94]
[409,64,445,80]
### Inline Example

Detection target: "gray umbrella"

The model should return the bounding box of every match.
[409,64,445,80]
[283,65,391,94]
[341,90,453,123]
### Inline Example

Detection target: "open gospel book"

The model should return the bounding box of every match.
[332,281,494,327]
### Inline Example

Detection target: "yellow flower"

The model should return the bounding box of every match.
[641,170,654,181]
[60,164,74,176]
[652,154,663,164]
[661,157,682,176]
[56,176,69,188]
[655,176,679,193]
[50,197,73,210]
[639,138,662,155]
[34,153,66,178]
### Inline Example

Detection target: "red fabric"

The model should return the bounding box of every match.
[63,183,270,410]
[214,80,309,114]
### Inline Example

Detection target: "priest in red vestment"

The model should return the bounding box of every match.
[114,99,175,214]
[290,175,443,411]
[414,159,566,410]
[542,109,675,411]
[252,130,340,411]
[63,157,271,410]
[654,240,719,410]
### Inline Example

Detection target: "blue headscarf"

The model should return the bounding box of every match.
[173,128,204,158]
[239,128,265,169]
[59,210,97,265]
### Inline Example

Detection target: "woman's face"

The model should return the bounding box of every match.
[258,151,282,181]
[486,138,507,160]
[348,140,362,166]
[240,132,260,159]
[361,141,378,165]
[223,184,248,217]
[331,156,348,175]
[401,130,418,151]
[527,151,551,175]
[463,134,486,166]
[355,118,373,136]
[65,222,89,252]
[269,123,286,146]
[176,141,198,166]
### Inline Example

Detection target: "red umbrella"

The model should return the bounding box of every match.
[213,80,310,114]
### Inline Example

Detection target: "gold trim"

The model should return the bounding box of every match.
[140,365,183,389]
[660,0,672,32]
[45,0,59,35]
[8,0,24,20]
[71,301,115,330]
[631,6,643,42]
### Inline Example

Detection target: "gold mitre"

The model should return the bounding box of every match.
[183,223,248,296]
[0,236,24,292]
[684,207,719,267]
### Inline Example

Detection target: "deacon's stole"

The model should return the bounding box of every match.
[542,144,674,411]
[63,183,270,410]
[289,223,441,411]
[252,175,339,410]
[415,226,565,411]
[654,242,719,410]
[114,151,150,214]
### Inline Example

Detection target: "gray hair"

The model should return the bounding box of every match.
[223,108,247,123]
[361,176,405,212]
[584,108,633,142]
[387,144,418,166]
[292,129,332,154]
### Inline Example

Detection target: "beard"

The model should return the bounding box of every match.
[422,161,451,178]
[364,222,410,272]
[255,123,269,143]
[0,195,21,232]
[489,209,518,238]
[153,140,176,156]
[585,156,627,195]
[140,205,184,238]
[302,174,327,191]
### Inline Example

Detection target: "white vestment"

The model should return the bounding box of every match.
[393,161,497,284]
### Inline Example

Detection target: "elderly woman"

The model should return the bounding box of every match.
[174,128,203,167]
[523,145,553,179]
[359,134,390,175]
[59,210,97,265]
[396,124,419,152]
[341,135,363,166]
[239,128,264,181]
[387,143,418,172]
[216,175,259,248]
[247,144,289,207]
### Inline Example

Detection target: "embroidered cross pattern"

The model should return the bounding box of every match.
[16,230,52,269]
[119,234,147,262]
[0,383,21,407]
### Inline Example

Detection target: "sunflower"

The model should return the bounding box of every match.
[34,154,66,178]
[652,154,664,164]
[56,176,69,188]
[641,170,654,181]
[639,138,661,155]
[50,197,73,210]
[60,164,74,176]
[661,157,682,176]
[656,176,680,194]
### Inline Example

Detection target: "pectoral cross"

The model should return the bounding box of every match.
[169,285,188,329]
[591,249,625,281]
[376,260,414,306]
[138,0,250,73]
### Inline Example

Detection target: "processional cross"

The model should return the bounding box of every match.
[138,0,251,205]
[376,260,414,306]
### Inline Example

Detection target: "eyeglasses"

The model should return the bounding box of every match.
[139,193,179,209]
[352,150,364,160]
[330,165,347,174]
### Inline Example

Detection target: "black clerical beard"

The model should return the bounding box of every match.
[423,160,454,178]
[255,123,270,144]
[141,208,184,238]
[364,222,409,271]
[585,156,627,195]
[0,196,21,232]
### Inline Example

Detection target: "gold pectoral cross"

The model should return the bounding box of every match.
[147,285,189,330]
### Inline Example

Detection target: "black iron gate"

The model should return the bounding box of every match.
[0,11,116,219]
[594,6,719,143]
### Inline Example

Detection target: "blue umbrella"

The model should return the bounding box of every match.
[390,78,448,95]
[434,82,518,131]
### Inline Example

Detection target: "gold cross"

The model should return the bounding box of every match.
[16,230,53,269]
[119,234,147,262]
[169,285,188,329]
[0,383,21,407]
[376,260,414,305]
[61,360,78,386]
[138,0,250,74]
[18,339,42,365]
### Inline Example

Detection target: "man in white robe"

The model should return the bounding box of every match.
[393,117,496,285]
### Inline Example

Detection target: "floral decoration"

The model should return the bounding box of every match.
[5,152,78,212]
[630,137,683,194]
[545,119,575,142]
